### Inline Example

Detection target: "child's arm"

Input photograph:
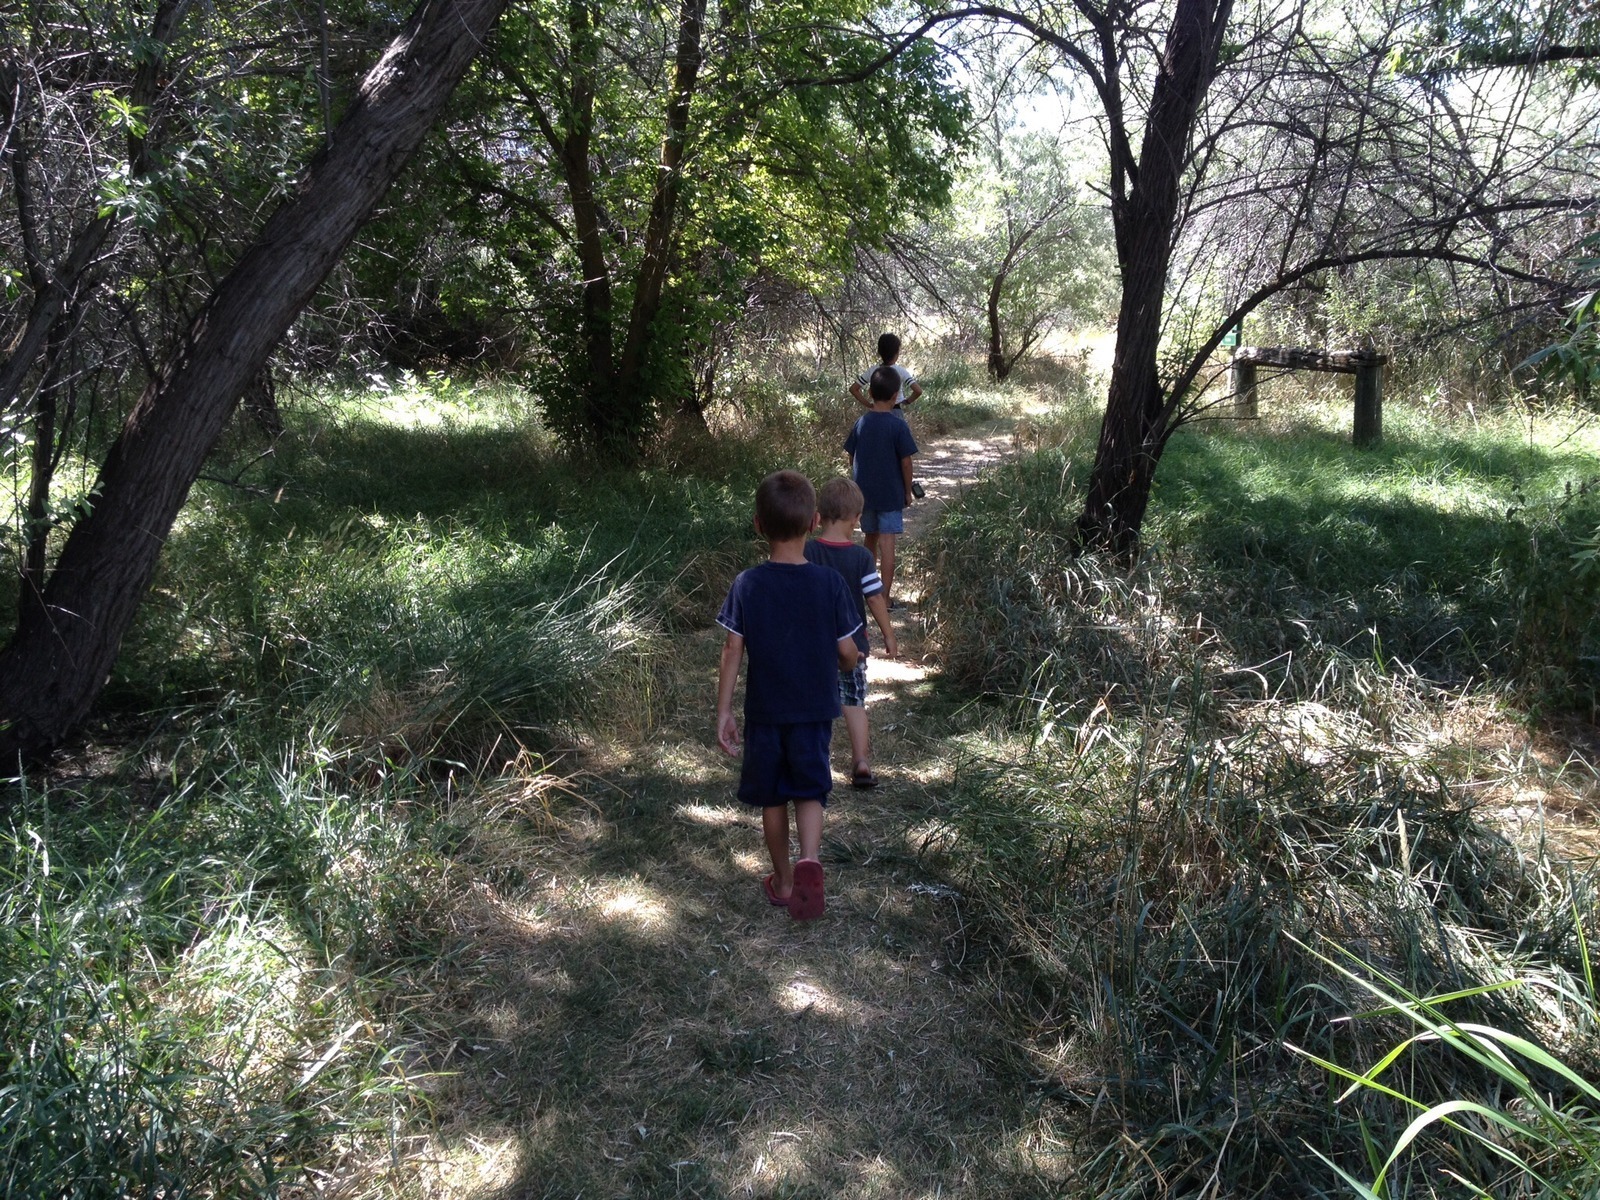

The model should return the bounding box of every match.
[866,591,897,658]
[901,454,915,504]
[715,632,744,755]
[904,380,923,405]
[850,380,869,408]
[837,636,860,672]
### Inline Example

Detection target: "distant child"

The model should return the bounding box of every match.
[851,331,924,415]
[844,366,919,608]
[716,470,862,920]
[806,478,898,789]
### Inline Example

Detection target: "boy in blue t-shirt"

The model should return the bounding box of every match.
[806,478,898,789]
[716,470,861,920]
[844,365,919,608]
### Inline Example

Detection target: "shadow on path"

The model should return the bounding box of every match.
[413,422,1060,1197]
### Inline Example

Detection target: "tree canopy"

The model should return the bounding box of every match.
[0,0,1596,752]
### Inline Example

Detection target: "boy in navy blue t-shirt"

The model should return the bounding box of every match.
[805,478,897,789]
[844,365,919,607]
[717,470,861,920]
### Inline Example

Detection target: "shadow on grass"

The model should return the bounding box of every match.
[1151,421,1600,682]
[427,725,1043,1199]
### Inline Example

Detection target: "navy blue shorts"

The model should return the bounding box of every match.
[738,720,834,808]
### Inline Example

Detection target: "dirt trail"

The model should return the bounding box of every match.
[428,425,1035,1198]
[902,422,1018,542]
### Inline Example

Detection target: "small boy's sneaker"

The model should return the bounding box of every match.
[911,482,926,499]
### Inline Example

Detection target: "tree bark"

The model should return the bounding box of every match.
[611,0,707,459]
[1076,0,1232,557]
[0,0,510,764]
[557,0,619,446]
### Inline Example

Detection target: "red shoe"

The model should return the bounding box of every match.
[790,859,824,920]
[762,874,790,907]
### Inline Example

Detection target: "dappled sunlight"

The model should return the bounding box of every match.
[418,1130,526,1194]
[906,818,960,859]
[596,882,677,933]
[777,972,860,1021]
[736,1125,814,1191]
[869,656,932,686]
[675,800,746,826]
[643,744,724,785]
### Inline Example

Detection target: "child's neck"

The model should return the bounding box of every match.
[815,519,856,542]
[870,400,896,411]
[766,535,809,564]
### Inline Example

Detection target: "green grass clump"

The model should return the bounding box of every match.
[945,705,1599,1197]
[1150,396,1600,716]
[920,388,1600,1196]
[0,765,432,1198]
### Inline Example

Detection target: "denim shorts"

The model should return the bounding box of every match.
[839,658,868,707]
[860,509,904,534]
[737,720,833,807]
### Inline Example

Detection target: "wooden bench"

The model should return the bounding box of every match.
[1231,346,1388,447]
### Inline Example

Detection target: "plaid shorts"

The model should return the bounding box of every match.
[839,658,868,707]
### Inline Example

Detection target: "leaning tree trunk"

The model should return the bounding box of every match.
[0,0,510,764]
[1077,0,1232,558]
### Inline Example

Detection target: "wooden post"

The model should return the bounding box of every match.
[1353,360,1382,447]
[1232,358,1258,418]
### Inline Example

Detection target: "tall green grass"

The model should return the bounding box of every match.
[0,373,806,1196]
[922,394,1600,718]
[0,763,427,1198]
[920,390,1600,1197]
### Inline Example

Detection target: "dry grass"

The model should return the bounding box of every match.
[352,422,1077,1198]
[384,622,1062,1198]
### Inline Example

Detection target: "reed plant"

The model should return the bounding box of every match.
[1297,933,1600,1199]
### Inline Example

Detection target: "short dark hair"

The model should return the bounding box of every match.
[877,332,901,362]
[755,470,815,541]
[817,477,864,522]
[868,365,900,403]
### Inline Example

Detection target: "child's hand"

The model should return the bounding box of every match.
[884,635,899,659]
[716,711,741,756]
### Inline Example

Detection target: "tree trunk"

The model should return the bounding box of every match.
[986,272,1008,380]
[557,0,619,446]
[0,0,510,764]
[611,0,707,460]
[1076,0,1231,557]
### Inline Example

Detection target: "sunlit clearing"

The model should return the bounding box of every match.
[778,973,856,1020]
[599,883,675,932]
[675,801,744,826]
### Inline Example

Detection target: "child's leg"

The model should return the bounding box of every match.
[878,532,898,601]
[842,703,870,772]
[794,799,824,863]
[762,804,793,895]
